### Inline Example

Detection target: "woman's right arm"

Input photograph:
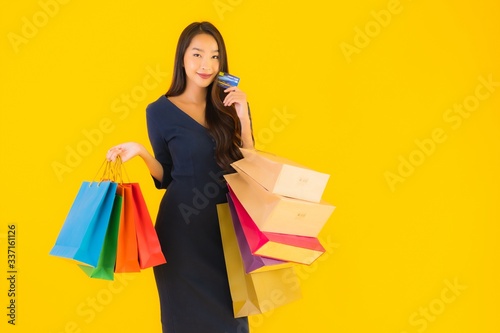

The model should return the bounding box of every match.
[106,142,164,183]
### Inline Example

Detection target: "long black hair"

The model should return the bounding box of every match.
[165,22,243,170]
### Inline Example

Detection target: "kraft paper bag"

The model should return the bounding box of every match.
[226,193,292,273]
[50,181,118,268]
[227,189,325,265]
[79,191,123,280]
[232,148,330,203]
[130,183,166,269]
[217,203,302,318]
[224,170,335,237]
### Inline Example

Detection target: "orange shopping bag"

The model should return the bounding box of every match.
[114,184,141,272]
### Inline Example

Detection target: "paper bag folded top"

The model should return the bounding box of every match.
[233,148,330,203]
[224,169,335,237]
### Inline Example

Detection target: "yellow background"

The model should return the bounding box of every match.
[1,0,499,332]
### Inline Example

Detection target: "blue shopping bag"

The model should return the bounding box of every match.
[50,181,118,267]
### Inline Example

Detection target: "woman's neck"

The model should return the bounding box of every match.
[180,82,208,104]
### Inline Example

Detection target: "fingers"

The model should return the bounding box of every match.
[224,86,239,94]
[106,142,143,162]
[223,87,247,107]
[106,146,123,161]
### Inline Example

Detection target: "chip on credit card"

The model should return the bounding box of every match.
[216,72,240,89]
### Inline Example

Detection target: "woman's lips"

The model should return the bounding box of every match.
[197,73,212,80]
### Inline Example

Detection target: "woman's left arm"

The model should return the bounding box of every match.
[223,86,254,149]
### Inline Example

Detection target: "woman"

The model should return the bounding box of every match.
[106,22,253,332]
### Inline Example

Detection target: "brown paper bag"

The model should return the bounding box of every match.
[217,203,302,318]
[232,149,330,203]
[224,169,335,237]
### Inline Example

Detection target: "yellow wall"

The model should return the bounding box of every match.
[1,0,499,332]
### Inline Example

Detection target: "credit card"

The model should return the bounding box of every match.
[216,71,240,89]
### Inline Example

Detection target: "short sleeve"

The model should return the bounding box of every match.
[146,106,173,189]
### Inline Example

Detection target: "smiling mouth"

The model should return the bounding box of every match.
[197,73,213,79]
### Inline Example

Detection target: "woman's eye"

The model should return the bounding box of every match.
[212,55,219,59]
[193,53,201,57]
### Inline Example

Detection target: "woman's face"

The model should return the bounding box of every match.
[183,33,220,89]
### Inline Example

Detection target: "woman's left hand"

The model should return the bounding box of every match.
[223,86,249,120]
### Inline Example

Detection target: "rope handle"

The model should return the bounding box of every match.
[90,156,130,186]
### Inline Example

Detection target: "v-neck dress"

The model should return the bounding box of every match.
[146,95,248,333]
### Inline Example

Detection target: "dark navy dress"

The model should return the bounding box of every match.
[147,95,248,333]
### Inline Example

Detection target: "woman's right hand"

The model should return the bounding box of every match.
[106,142,145,162]
[107,142,164,183]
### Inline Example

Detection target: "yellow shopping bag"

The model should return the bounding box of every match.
[217,203,302,318]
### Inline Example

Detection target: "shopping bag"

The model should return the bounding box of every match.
[217,203,302,318]
[79,189,123,280]
[224,169,335,237]
[227,188,325,265]
[232,148,330,202]
[50,181,118,267]
[115,184,141,272]
[130,183,166,269]
[226,193,292,273]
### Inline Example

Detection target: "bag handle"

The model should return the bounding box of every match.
[91,156,129,186]
[112,156,131,184]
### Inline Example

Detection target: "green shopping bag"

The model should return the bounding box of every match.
[79,188,123,280]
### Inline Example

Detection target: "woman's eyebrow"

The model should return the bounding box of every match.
[191,47,219,53]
